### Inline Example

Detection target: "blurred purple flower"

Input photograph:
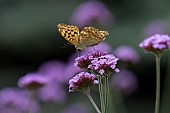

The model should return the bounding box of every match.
[143,20,168,37]
[69,72,98,93]
[64,62,84,82]
[18,73,48,90]
[0,88,39,113]
[36,60,68,103]
[38,83,66,103]
[61,103,88,113]
[38,60,66,84]
[111,70,138,94]
[139,34,170,54]
[83,42,113,54]
[113,46,140,64]
[70,0,113,28]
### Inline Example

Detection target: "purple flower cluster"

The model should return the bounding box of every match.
[88,54,120,75]
[38,83,66,103]
[111,70,138,94]
[114,46,139,64]
[75,51,119,75]
[70,0,113,28]
[16,59,84,103]
[143,20,168,37]
[18,73,48,90]
[139,34,170,53]
[37,60,68,103]
[38,60,67,84]
[69,72,98,93]
[0,88,39,113]
[75,51,107,69]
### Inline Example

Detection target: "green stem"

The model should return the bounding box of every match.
[99,77,104,113]
[24,89,35,113]
[86,92,101,113]
[104,76,109,113]
[155,54,161,113]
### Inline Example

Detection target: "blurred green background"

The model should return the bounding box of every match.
[0,0,170,113]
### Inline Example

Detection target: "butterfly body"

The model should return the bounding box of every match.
[57,23,109,50]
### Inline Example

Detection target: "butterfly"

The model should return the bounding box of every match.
[57,23,109,50]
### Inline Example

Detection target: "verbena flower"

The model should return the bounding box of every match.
[38,83,66,103]
[64,62,84,82]
[143,20,168,37]
[0,88,39,113]
[38,60,66,84]
[74,55,92,69]
[111,70,138,94]
[88,54,120,75]
[18,73,48,90]
[75,51,107,69]
[139,34,170,54]
[36,60,67,103]
[70,0,113,28]
[114,46,139,64]
[68,72,98,93]
[75,51,119,75]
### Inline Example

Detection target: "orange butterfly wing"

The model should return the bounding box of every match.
[57,23,79,46]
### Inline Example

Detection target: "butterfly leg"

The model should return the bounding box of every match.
[76,49,80,56]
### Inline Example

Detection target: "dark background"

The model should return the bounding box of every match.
[0,0,170,113]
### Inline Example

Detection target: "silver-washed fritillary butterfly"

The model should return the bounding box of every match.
[57,23,109,50]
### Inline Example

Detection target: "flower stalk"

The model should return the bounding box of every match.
[24,89,35,113]
[154,53,161,113]
[139,34,170,113]
[86,92,101,113]
[104,76,109,113]
[99,77,105,113]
